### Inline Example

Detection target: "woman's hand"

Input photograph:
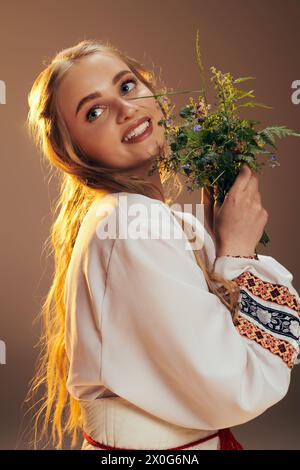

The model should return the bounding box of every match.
[214,163,268,257]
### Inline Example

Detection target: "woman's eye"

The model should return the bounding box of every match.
[86,77,137,123]
[120,77,137,94]
[86,105,105,122]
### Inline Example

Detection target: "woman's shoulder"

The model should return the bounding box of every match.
[94,192,186,245]
[74,192,172,251]
[88,192,215,253]
[76,192,215,265]
[89,191,176,232]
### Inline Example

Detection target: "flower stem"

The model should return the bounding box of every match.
[211,170,225,186]
[127,89,206,101]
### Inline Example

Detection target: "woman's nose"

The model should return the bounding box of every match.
[115,97,140,122]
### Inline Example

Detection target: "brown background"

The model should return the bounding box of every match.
[0,0,299,450]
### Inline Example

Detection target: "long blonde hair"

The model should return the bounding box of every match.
[23,39,240,450]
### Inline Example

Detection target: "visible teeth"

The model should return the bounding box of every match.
[124,120,150,141]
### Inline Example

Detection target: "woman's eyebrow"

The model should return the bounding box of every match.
[75,69,132,117]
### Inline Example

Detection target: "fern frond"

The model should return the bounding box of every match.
[261,125,300,139]
[248,145,271,155]
[258,129,277,149]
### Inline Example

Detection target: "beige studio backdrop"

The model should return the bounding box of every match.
[0,0,299,450]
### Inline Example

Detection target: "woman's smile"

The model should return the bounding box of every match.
[122,118,153,144]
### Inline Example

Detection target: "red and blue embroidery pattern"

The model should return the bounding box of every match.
[234,271,300,315]
[238,290,300,344]
[235,313,297,369]
[231,271,300,368]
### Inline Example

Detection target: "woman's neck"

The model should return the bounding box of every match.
[120,156,165,203]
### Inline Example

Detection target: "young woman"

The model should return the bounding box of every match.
[25,39,300,450]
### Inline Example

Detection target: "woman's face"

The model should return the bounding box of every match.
[56,52,166,171]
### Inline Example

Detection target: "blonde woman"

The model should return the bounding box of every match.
[25,39,300,450]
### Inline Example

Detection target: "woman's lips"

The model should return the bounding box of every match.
[122,119,153,144]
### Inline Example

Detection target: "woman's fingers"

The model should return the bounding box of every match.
[244,169,262,205]
[230,163,253,195]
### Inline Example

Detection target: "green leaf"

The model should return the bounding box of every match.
[234,76,256,84]
[259,230,270,246]
[234,89,255,100]
[255,149,273,155]
[195,30,207,99]
[237,102,273,109]
[248,119,261,127]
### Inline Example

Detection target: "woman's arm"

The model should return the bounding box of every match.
[97,196,299,430]
[65,193,299,430]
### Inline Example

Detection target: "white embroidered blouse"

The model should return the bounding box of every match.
[64,191,300,431]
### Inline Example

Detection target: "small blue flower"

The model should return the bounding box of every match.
[181,164,192,175]
[193,124,202,132]
[166,118,174,126]
[269,154,279,168]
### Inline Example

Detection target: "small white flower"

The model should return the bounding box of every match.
[289,320,300,338]
[256,309,272,324]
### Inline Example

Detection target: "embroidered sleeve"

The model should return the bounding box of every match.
[213,254,300,369]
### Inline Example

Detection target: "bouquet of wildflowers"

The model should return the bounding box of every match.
[131,30,300,247]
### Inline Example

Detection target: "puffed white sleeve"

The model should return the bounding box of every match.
[99,202,300,431]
